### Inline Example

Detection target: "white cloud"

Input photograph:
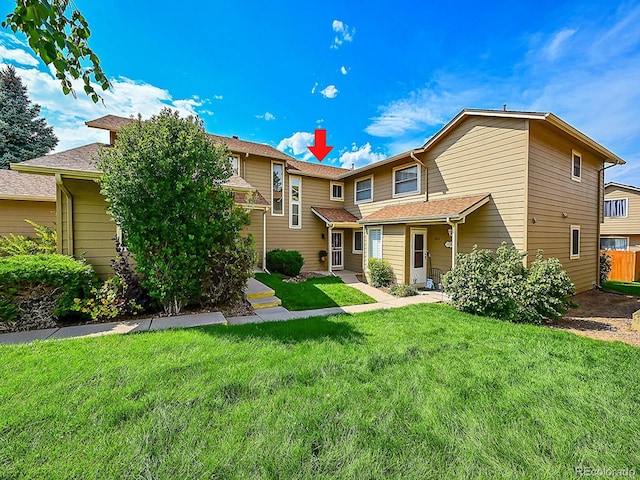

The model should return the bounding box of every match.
[214,94,223,100]
[331,20,355,49]
[277,131,314,160]
[0,45,39,66]
[338,143,386,169]
[320,84,339,99]
[256,111,276,121]
[543,29,577,61]
[311,82,318,94]
[340,66,348,75]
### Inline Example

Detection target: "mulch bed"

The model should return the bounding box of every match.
[547,289,640,347]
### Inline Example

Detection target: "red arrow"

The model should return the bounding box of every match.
[307,129,333,162]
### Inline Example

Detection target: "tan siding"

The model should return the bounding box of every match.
[244,210,266,268]
[527,122,605,293]
[601,187,640,236]
[62,179,116,278]
[0,199,55,237]
[382,225,406,284]
[343,229,364,272]
[242,155,340,271]
[426,116,528,253]
[427,225,452,274]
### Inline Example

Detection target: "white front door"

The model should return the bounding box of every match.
[331,231,344,269]
[410,228,427,285]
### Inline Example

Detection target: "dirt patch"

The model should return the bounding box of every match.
[547,290,640,347]
[282,272,327,283]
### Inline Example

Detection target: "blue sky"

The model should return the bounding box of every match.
[1,0,639,183]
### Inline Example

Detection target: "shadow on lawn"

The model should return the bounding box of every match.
[201,316,366,345]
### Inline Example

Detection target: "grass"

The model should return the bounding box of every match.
[602,279,640,296]
[1,304,640,479]
[255,273,376,310]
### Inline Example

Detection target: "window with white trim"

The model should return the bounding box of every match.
[272,162,284,216]
[600,237,628,251]
[330,182,344,201]
[353,230,363,254]
[355,176,373,204]
[368,227,382,259]
[604,198,628,218]
[571,150,582,182]
[229,155,239,175]
[289,176,301,228]
[570,225,580,259]
[393,164,420,197]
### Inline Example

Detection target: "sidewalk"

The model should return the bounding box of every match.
[0,275,447,345]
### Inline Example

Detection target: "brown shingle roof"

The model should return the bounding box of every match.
[12,143,104,176]
[311,207,359,224]
[287,159,350,179]
[234,190,269,206]
[85,115,135,131]
[0,170,56,200]
[360,194,490,224]
[208,134,293,161]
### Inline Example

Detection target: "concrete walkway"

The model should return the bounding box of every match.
[0,274,447,345]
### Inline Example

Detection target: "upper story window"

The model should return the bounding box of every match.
[289,176,301,228]
[272,162,284,216]
[331,182,344,201]
[355,176,373,204]
[393,164,420,197]
[229,155,239,176]
[571,150,582,182]
[604,198,628,218]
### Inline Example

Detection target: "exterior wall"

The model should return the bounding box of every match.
[59,178,116,278]
[527,122,605,293]
[246,210,266,268]
[425,116,528,253]
[601,186,640,237]
[427,224,452,274]
[242,154,341,271]
[0,199,55,237]
[363,224,406,284]
[343,229,364,273]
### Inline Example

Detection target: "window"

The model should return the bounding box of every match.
[353,230,363,254]
[600,237,628,251]
[289,176,301,228]
[330,182,344,201]
[571,150,582,182]
[604,198,628,218]
[393,164,420,197]
[570,225,580,259]
[229,155,239,175]
[272,162,284,216]
[355,176,373,204]
[368,227,382,259]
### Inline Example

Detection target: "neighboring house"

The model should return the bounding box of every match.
[0,169,56,237]
[600,182,640,251]
[12,109,625,293]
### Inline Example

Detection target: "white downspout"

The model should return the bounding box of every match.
[446,217,458,269]
[262,209,267,272]
[328,225,333,274]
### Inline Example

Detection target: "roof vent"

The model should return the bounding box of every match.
[351,162,355,170]
[232,135,239,139]
[503,104,507,111]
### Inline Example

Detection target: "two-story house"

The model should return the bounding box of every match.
[12,109,624,293]
[600,182,640,251]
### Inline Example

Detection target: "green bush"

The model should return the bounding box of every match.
[72,276,142,322]
[600,251,612,284]
[442,243,575,324]
[0,254,95,328]
[266,249,304,277]
[368,258,393,287]
[389,284,419,297]
[0,220,57,256]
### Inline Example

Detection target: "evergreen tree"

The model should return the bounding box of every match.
[0,65,58,169]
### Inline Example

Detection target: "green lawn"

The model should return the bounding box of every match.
[602,280,640,296]
[255,273,376,310]
[1,304,640,479]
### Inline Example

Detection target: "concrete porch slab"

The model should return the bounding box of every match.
[255,306,295,322]
[0,327,58,345]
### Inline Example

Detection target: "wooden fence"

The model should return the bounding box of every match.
[604,250,640,282]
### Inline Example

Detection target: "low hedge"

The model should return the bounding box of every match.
[0,254,95,328]
[266,249,304,277]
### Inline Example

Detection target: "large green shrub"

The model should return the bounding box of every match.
[266,249,304,277]
[98,109,251,315]
[0,220,57,256]
[0,254,95,329]
[368,258,393,287]
[443,243,575,324]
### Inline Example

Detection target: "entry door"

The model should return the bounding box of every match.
[331,231,344,269]
[411,228,427,285]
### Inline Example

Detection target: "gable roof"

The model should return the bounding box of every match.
[338,108,625,179]
[0,169,56,201]
[360,194,490,225]
[208,133,294,161]
[311,207,360,225]
[604,182,640,194]
[85,115,135,131]
[11,143,104,178]
[287,158,350,179]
